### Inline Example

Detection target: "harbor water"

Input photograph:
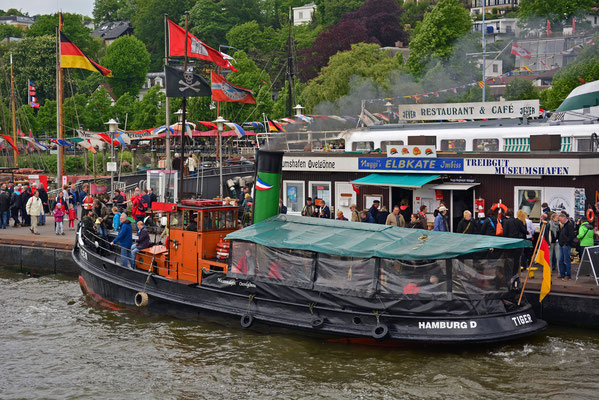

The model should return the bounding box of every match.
[1,268,598,399]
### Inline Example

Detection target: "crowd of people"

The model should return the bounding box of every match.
[298,197,597,281]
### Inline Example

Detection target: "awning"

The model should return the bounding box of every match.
[350,173,440,188]
[431,182,480,190]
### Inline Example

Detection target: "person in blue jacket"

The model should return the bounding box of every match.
[110,213,133,268]
[433,206,449,231]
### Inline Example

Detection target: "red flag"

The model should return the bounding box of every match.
[168,20,237,71]
[211,72,256,104]
[511,43,532,59]
[546,20,551,36]
[572,17,576,34]
[537,237,551,302]
[1,134,20,155]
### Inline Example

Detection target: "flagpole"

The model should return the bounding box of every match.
[481,0,486,103]
[164,13,171,172]
[56,13,64,186]
[178,11,189,202]
[518,221,548,305]
[10,53,17,168]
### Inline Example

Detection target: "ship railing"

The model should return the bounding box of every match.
[80,228,195,279]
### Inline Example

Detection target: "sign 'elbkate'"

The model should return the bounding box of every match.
[397,100,540,121]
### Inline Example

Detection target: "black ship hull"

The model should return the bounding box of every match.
[74,232,547,344]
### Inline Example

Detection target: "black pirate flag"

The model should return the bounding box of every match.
[165,65,211,97]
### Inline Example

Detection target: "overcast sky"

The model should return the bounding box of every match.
[0,0,94,17]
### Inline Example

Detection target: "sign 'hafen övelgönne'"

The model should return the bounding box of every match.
[397,100,540,121]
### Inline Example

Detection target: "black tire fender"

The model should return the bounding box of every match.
[311,316,325,329]
[240,313,254,328]
[371,324,389,340]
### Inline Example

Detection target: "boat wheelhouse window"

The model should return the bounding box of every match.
[451,251,511,295]
[184,210,199,231]
[202,210,236,230]
[577,138,593,152]
[170,210,184,228]
[352,141,374,152]
[440,139,466,152]
[314,254,377,296]
[378,259,447,297]
[254,245,314,289]
[229,241,256,277]
[473,138,499,152]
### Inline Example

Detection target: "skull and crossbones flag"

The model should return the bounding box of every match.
[165,65,211,98]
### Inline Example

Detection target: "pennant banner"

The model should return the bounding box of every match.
[168,20,237,71]
[211,72,256,104]
[1,134,20,155]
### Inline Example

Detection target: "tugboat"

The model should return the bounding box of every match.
[74,150,547,344]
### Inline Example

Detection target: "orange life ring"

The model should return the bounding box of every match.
[587,208,595,222]
[491,202,508,214]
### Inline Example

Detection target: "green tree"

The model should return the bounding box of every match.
[224,51,274,123]
[132,0,194,71]
[63,94,88,135]
[226,21,273,54]
[301,43,399,110]
[504,78,539,100]
[16,104,38,134]
[113,92,136,124]
[82,86,114,131]
[405,0,471,77]
[400,0,431,40]
[519,0,594,31]
[93,0,121,23]
[540,43,599,110]
[37,99,57,134]
[314,0,365,25]
[0,24,23,39]
[26,13,101,58]
[131,85,165,129]
[4,8,25,16]
[1,35,57,104]
[102,35,150,98]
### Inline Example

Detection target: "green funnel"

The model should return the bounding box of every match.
[252,150,284,224]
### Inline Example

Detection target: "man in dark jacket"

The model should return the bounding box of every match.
[368,200,380,222]
[0,185,10,229]
[558,212,575,280]
[131,221,151,269]
[37,184,49,225]
[20,184,31,227]
[318,200,331,219]
[417,205,428,229]
[456,210,477,234]
[112,189,125,210]
[148,187,158,206]
[502,209,527,276]
[10,188,21,227]
[503,209,527,239]
[111,213,133,268]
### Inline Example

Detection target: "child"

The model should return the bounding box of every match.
[68,203,77,229]
[53,204,65,235]
[112,206,121,231]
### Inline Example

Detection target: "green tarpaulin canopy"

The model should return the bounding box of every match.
[350,173,440,188]
[226,215,531,261]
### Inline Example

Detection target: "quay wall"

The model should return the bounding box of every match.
[1,244,77,276]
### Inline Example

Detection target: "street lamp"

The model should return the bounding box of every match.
[293,104,304,116]
[213,115,228,200]
[105,118,119,197]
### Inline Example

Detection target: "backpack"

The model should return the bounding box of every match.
[137,196,148,212]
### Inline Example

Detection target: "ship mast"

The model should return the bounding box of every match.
[56,13,64,185]
[286,7,294,117]
[9,53,17,167]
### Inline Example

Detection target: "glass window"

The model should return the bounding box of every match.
[184,210,199,231]
[492,64,498,73]
[255,246,314,289]
[440,139,466,151]
[284,181,304,214]
[381,140,404,148]
[314,254,377,296]
[352,141,374,152]
[379,259,447,297]
[310,182,331,207]
[228,241,257,277]
[473,138,499,152]
[170,210,184,228]
[452,252,510,295]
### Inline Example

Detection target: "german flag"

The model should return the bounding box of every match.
[60,32,112,77]
[267,117,285,132]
